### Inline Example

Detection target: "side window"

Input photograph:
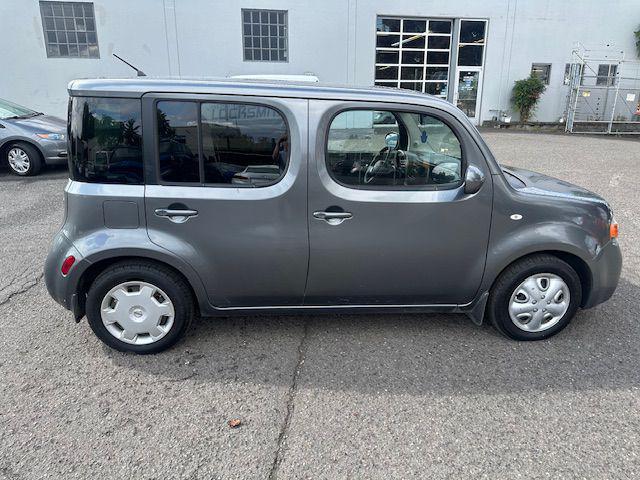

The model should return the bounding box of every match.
[157,101,200,183]
[201,103,288,186]
[155,101,288,186]
[68,97,143,184]
[326,109,462,189]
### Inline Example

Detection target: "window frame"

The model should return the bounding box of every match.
[152,97,291,188]
[457,19,488,68]
[596,64,618,87]
[241,8,288,63]
[324,105,466,192]
[531,63,552,85]
[39,1,100,59]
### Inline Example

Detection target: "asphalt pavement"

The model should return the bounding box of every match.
[1,131,639,479]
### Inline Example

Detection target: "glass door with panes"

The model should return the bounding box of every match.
[454,68,483,122]
[454,19,487,124]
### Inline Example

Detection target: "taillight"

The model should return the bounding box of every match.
[61,255,76,276]
[610,220,619,239]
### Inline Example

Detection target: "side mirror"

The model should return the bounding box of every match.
[384,132,399,149]
[464,164,485,194]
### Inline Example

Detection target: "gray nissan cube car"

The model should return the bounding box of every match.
[45,79,622,353]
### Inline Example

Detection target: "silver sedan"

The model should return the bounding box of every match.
[0,98,67,176]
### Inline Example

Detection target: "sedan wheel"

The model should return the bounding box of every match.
[8,147,30,174]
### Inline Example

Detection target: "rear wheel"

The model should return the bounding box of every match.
[488,254,582,340]
[86,261,194,353]
[5,143,42,176]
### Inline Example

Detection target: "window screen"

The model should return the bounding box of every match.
[68,97,143,184]
[39,1,99,58]
[242,9,288,62]
[327,110,462,189]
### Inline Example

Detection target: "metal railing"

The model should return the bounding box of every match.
[565,45,640,134]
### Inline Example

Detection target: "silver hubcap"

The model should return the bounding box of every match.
[100,281,175,345]
[508,273,570,332]
[7,148,30,173]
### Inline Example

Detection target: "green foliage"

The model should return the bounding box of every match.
[635,26,640,58]
[512,75,546,123]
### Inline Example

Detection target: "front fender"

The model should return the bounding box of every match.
[0,135,46,157]
[480,221,597,294]
[480,177,612,298]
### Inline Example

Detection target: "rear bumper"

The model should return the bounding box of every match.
[583,239,622,308]
[44,231,85,315]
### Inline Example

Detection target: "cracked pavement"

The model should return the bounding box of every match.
[1,132,639,479]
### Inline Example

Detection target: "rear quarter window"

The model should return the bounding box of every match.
[68,97,143,184]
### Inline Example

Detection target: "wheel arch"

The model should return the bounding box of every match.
[74,254,205,320]
[0,137,46,162]
[488,250,592,308]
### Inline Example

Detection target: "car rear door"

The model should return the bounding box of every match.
[304,100,492,306]
[143,93,309,308]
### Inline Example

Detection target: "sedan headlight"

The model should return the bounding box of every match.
[36,133,65,140]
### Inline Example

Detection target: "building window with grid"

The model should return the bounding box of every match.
[39,1,99,58]
[242,9,288,62]
[374,17,453,98]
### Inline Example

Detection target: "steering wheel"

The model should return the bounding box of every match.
[364,147,404,184]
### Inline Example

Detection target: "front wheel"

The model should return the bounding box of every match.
[487,254,582,341]
[6,143,42,176]
[86,261,194,353]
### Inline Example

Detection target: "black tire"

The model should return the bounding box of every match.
[86,260,195,354]
[5,142,43,176]
[487,254,582,341]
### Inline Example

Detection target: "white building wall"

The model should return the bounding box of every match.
[1,0,639,122]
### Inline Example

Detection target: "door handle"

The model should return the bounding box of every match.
[154,208,198,223]
[313,210,353,225]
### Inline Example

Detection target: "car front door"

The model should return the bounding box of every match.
[304,101,492,306]
[143,94,309,308]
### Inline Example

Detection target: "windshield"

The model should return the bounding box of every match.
[0,99,38,120]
